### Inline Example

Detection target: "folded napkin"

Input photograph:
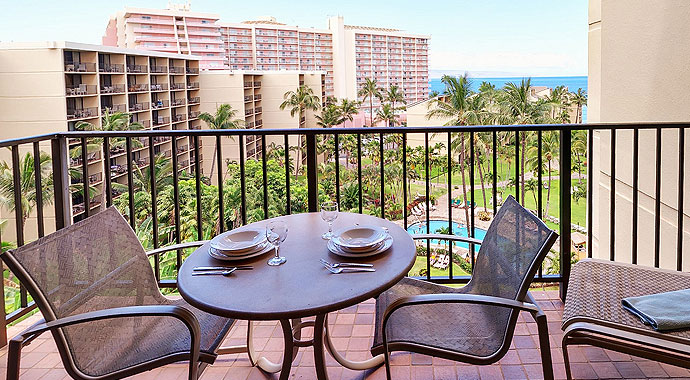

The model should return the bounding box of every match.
[622,289,690,331]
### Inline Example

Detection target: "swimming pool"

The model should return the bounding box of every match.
[407,220,487,251]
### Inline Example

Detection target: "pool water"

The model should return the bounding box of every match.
[407,220,487,252]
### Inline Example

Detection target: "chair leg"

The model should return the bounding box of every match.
[562,337,573,380]
[6,338,23,380]
[534,312,554,380]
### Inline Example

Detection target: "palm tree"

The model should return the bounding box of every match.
[339,99,360,127]
[500,78,549,203]
[357,78,382,127]
[426,74,482,226]
[316,104,345,128]
[0,151,53,226]
[71,110,144,158]
[374,104,397,128]
[571,129,587,183]
[280,85,321,175]
[526,130,559,216]
[384,85,406,127]
[198,104,244,177]
[571,88,587,124]
[132,155,174,194]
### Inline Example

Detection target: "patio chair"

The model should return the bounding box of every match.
[1,207,235,380]
[371,195,558,380]
[562,259,690,380]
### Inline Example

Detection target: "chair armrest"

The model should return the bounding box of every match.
[383,293,539,331]
[411,234,483,246]
[146,240,209,257]
[16,304,200,340]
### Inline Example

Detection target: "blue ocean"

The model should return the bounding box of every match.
[428,76,588,122]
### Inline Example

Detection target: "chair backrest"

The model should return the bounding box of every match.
[1,207,165,376]
[464,195,558,301]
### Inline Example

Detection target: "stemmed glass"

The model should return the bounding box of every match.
[321,201,339,240]
[266,220,288,266]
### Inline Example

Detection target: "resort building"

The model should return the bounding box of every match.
[588,0,690,269]
[102,4,225,70]
[0,41,201,235]
[328,16,430,107]
[198,70,326,182]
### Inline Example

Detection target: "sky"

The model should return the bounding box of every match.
[0,0,588,77]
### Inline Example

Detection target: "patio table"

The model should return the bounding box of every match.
[178,212,416,380]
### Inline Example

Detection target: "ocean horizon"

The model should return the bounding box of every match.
[428,75,588,121]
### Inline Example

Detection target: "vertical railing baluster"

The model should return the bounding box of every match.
[447,132,453,280]
[126,137,135,228]
[537,130,543,279]
[306,133,318,212]
[515,130,520,203]
[425,132,431,280]
[194,135,202,241]
[51,136,70,230]
[239,135,247,224]
[335,133,340,205]
[559,128,572,301]
[284,134,291,215]
[631,129,639,264]
[81,137,89,218]
[172,137,182,269]
[148,136,159,282]
[587,129,594,259]
[217,136,225,233]
[492,130,497,215]
[469,132,476,265]
[104,138,112,207]
[32,142,44,238]
[677,127,685,271]
[610,128,616,261]
[379,132,385,218]
[357,133,363,214]
[11,146,26,308]
[654,127,662,268]
[403,133,408,229]
[262,136,268,219]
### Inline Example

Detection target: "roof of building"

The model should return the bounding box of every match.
[242,20,287,25]
[344,25,401,32]
[0,41,200,61]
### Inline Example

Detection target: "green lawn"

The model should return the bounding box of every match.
[409,255,471,278]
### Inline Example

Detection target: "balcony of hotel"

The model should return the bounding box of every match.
[151,99,169,109]
[66,107,98,121]
[128,83,149,93]
[126,64,148,73]
[100,103,126,114]
[128,101,150,112]
[65,84,97,96]
[99,63,125,73]
[64,62,97,73]
[3,105,690,380]
[100,83,125,94]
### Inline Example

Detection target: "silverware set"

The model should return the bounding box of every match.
[320,259,375,274]
[192,265,252,276]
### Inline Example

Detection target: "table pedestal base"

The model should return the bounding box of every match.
[216,313,384,380]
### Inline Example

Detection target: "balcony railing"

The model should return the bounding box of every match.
[128,83,149,92]
[187,82,199,89]
[101,104,126,113]
[151,99,169,109]
[66,107,98,120]
[189,110,200,119]
[171,98,186,106]
[188,96,200,104]
[100,84,125,94]
[150,83,168,92]
[65,62,97,72]
[169,66,185,74]
[186,67,200,74]
[128,102,150,112]
[170,83,185,90]
[153,116,170,126]
[126,64,148,73]
[66,84,97,96]
[1,123,689,348]
[99,63,125,73]
[150,65,168,73]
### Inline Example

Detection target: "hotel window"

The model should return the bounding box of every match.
[142,16,151,19]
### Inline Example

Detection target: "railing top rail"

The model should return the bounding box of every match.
[1,122,689,147]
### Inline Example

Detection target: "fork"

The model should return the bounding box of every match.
[323,265,376,274]
[192,268,238,276]
[320,258,373,268]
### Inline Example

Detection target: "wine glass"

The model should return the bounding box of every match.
[266,220,288,266]
[320,201,339,239]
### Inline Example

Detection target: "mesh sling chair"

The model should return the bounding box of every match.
[1,207,235,380]
[371,196,558,380]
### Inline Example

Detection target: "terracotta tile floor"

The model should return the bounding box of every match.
[2,290,690,379]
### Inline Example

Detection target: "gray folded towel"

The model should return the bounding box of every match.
[622,289,690,331]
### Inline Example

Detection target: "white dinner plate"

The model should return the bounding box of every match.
[332,225,388,250]
[208,243,275,262]
[210,228,267,253]
[328,236,393,258]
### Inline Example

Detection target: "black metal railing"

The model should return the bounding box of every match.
[0,123,687,347]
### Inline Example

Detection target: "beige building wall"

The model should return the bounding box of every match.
[198,70,324,184]
[588,0,690,269]
[405,99,451,151]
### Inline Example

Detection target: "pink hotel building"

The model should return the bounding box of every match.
[103,6,429,107]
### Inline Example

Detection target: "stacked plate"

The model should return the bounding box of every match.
[209,228,274,261]
[327,225,393,258]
